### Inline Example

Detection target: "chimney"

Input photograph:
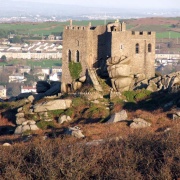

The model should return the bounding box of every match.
[88,22,92,27]
[70,19,73,26]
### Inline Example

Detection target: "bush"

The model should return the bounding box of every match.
[123,89,152,102]
[36,120,55,130]
[84,103,109,120]
[0,128,179,179]
[69,62,82,80]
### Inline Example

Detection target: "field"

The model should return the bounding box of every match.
[0,20,113,36]
[0,17,179,38]
[0,59,62,68]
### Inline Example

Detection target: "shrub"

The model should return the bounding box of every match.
[0,103,10,110]
[0,128,179,179]
[123,89,152,102]
[69,62,82,80]
[84,103,109,120]
[48,109,64,117]
[64,108,74,117]
[123,91,137,102]
[135,89,152,101]
[36,120,55,130]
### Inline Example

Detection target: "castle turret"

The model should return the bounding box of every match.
[70,19,73,26]
[121,22,126,31]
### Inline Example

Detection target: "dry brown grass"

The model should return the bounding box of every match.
[0,115,14,126]
[0,124,179,180]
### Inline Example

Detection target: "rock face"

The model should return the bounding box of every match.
[14,122,39,134]
[171,109,180,120]
[65,126,85,138]
[36,81,51,93]
[130,118,151,128]
[135,71,180,93]
[107,110,128,123]
[107,56,134,92]
[33,99,72,112]
[14,107,39,134]
[58,115,72,124]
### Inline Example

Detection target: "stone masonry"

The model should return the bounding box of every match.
[62,20,155,92]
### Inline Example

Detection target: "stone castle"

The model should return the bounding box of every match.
[62,20,155,92]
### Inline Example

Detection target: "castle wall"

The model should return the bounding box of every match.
[111,31,155,78]
[62,25,107,84]
[62,21,156,88]
[62,26,89,84]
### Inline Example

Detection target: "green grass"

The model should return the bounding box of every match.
[0,59,62,68]
[0,19,179,38]
[156,31,180,39]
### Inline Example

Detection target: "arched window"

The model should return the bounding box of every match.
[148,43,152,52]
[135,43,139,54]
[76,40,79,46]
[76,50,80,62]
[68,50,71,62]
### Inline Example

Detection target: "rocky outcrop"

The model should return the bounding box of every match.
[107,110,128,123]
[14,120,39,134]
[65,126,85,138]
[58,115,72,124]
[14,106,39,134]
[107,56,134,92]
[33,99,72,113]
[171,109,180,120]
[130,118,151,128]
[135,71,180,93]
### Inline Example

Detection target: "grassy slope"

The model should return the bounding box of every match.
[0,18,179,38]
[0,59,62,68]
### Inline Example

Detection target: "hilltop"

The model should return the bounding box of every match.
[0,76,180,178]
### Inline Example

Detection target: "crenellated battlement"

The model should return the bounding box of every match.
[65,26,87,30]
[62,19,156,89]
[131,31,155,36]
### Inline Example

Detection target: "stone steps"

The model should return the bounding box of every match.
[88,68,103,92]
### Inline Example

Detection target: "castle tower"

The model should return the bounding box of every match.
[121,22,126,31]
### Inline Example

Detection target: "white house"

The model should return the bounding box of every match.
[0,85,6,98]
[9,73,26,83]
[21,86,36,93]
[49,73,61,81]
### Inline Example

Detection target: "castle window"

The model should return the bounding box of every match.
[136,43,139,54]
[139,32,143,35]
[77,27,80,30]
[132,31,135,35]
[76,40,79,46]
[68,50,71,62]
[76,50,80,62]
[120,44,123,50]
[148,44,152,52]
[82,27,85,30]
[148,32,151,35]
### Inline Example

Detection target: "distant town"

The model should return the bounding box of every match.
[0,16,180,99]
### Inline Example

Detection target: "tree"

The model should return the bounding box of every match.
[1,55,7,62]
[9,36,23,43]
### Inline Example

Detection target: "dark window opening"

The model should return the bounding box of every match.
[132,31,135,35]
[139,32,143,35]
[148,32,151,35]
[148,44,152,52]
[90,26,96,30]
[136,43,139,54]
[76,50,80,62]
[68,50,71,62]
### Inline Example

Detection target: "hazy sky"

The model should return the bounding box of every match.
[12,0,180,9]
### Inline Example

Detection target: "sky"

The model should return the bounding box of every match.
[12,0,180,9]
